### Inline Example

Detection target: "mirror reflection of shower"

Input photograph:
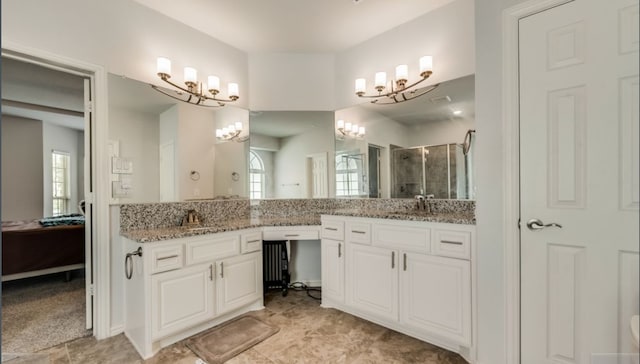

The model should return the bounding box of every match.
[391,143,471,199]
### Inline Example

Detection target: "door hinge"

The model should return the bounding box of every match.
[89,284,95,295]
[86,103,93,112]
[517,218,521,229]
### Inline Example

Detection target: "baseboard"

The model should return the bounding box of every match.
[110,324,124,337]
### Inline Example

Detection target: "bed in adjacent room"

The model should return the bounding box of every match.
[1,214,85,281]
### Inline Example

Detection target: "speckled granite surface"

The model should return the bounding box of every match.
[120,198,475,243]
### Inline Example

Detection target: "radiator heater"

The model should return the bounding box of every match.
[262,240,290,296]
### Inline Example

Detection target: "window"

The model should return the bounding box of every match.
[335,154,361,197]
[52,151,71,216]
[249,150,265,199]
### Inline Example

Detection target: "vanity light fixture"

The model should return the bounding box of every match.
[355,56,438,105]
[216,122,244,141]
[336,119,365,139]
[152,57,239,107]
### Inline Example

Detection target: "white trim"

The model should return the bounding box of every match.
[1,264,85,282]
[501,1,573,363]
[110,324,125,337]
[1,41,112,340]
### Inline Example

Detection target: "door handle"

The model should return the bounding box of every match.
[220,262,224,278]
[338,243,342,258]
[526,218,562,231]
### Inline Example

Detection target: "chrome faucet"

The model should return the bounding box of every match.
[414,195,426,210]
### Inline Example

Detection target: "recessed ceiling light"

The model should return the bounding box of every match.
[452,110,462,115]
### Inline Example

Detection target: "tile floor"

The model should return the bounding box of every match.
[9,289,467,364]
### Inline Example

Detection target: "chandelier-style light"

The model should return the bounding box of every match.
[336,120,365,139]
[216,122,244,141]
[153,57,239,107]
[355,56,438,105]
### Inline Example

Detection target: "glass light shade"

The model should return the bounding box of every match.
[395,65,408,80]
[228,83,239,98]
[157,57,171,76]
[374,72,387,88]
[352,124,359,134]
[207,76,220,91]
[355,78,366,94]
[234,121,243,131]
[184,67,197,84]
[419,56,433,73]
[345,122,352,132]
[358,126,365,136]
[337,119,345,129]
[216,129,223,138]
[222,127,229,136]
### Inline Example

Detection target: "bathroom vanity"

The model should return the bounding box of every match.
[122,228,264,359]
[320,214,476,361]
[119,198,476,360]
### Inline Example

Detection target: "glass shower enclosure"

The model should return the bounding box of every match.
[391,143,470,199]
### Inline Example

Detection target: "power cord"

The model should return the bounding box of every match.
[289,281,321,300]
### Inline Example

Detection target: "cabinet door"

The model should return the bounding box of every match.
[321,239,344,303]
[400,252,471,345]
[151,263,215,340]
[216,252,262,315]
[346,244,398,321]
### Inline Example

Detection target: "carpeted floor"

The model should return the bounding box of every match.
[1,271,92,354]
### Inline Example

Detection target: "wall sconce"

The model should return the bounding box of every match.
[337,119,365,139]
[152,57,239,107]
[216,122,244,141]
[355,55,438,105]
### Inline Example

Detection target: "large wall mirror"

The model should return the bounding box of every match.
[108,74,249,203]
[248,111,335,199]
[334,74,475,200]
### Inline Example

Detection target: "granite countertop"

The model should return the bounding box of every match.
[122,209,474,243]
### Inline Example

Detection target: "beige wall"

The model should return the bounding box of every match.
[1,115,44,220]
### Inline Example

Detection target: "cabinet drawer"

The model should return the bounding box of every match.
[150,245,184,274]
[321,220,344,240]
[262,229,319,241]
[372,224,430,253]
[241,231,263,254]
[346,221,371,245]
[186,235,239,266]
[433,229,471,260]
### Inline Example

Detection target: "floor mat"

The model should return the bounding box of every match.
[185,316,279,364]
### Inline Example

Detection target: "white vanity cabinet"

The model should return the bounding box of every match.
[320,218,345,304]
[124,228,264,359]
[321,215,475,358]
[151,262,215,340]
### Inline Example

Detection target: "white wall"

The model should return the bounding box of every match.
[248,53,335,111]
[43,122,82,216]
[108,107,160,203]
[406,117,475,147]
[177,104,215,200]
[274,126,335,199]
[474,0,528,363]
[1,116,44,220]
[334,0,475,109]
[1,0,249,109]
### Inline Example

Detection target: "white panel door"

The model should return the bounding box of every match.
[216,252,262,315]
[520,0,639,363]
[400,252,471,346]
[321,238,345,303]
[310,152,329,198]
[151,263,215,340]
[346,244,398,321]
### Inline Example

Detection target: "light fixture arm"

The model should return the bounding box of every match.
[371,83,439,105]
[357,71,432,100]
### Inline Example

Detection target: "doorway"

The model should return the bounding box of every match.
[516,0,639,362]
[1,53,97,353]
